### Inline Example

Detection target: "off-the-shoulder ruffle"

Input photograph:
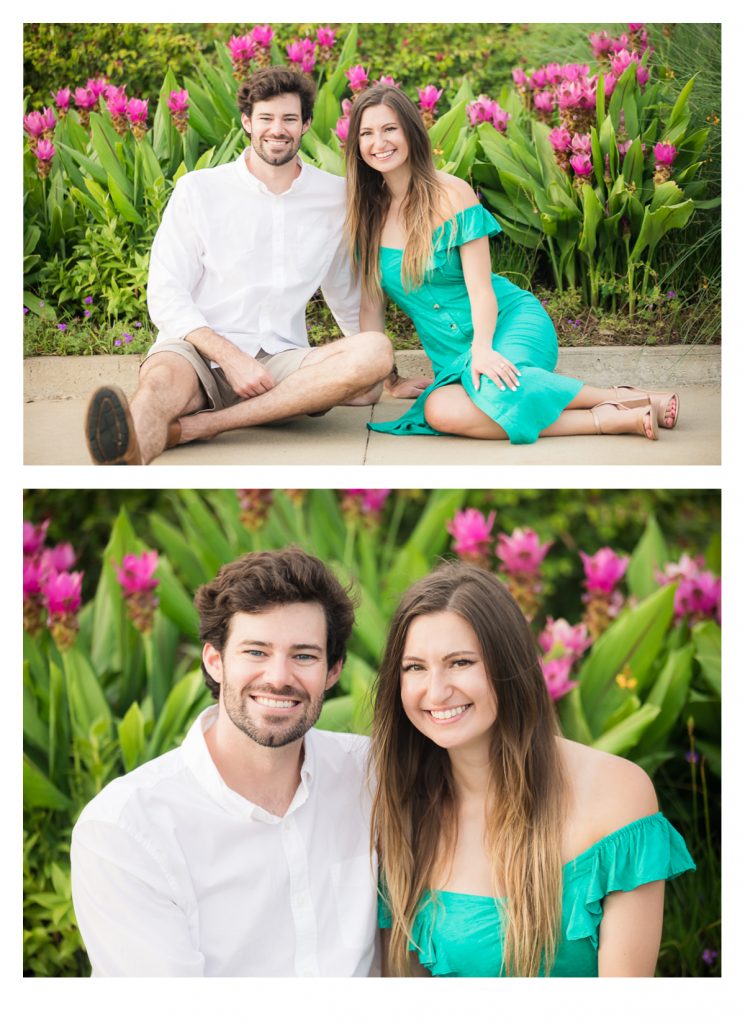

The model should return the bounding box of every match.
[433,204,502,248]
[563,812,696,949]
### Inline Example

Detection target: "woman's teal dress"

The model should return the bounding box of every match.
[369,204,583,444]
[378,813,695,977]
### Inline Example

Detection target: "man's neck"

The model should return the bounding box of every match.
[205,711,305,816]
[245,147,302,195]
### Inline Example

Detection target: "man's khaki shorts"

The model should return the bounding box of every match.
[141,339,311,411]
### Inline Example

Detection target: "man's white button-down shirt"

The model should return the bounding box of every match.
[70,707,378,976]
[146,150,361,356]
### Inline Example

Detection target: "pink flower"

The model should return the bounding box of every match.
[341,98,354,117]
[52,87,71,111]
[571,132,592,155]
[23,557,46,599]
[556,80,584,110]
[539,617,591,659]
[74,87,98,111]
[533,90,554,113]
[562,63,590,82]
[106,86,129,117]
[654,141,677,166]
[467,96,496,126]
[374,75,401,89]
[529,68,548,90]
[335,115,350,144]
[548,127,572,152]
[491,103,511,133]
[675,572,721,625]
[126,98,149,124]
[358,489,391,514]
[40,543,76,574]
[589,30,614,59]
[228,35,256,63]
[496,528,552,577]
[542,656,578,702]
[610,49,637,77]
[418,85,443,112]
[544,62,564,84]
[569,153,593,177]
[23,111,47,138]
[629,23,645,31]
[316,26,336,48]
[34,139,56,162]
[604,74,618,98]
[23,519,50,556]
[301,52,317,75]
[580,547,629,594]
[251,24,274,49]
[655,553,705,585]
[287,38,316,66]
[511,67,528,87]
[341,488,391,522]
[446,509,496,561]
[86,77,109,99]
[637,65,650,87]
[116,551,159,595]
[42,570,83,616]
[345,65,369,92]
[167,89,189,113]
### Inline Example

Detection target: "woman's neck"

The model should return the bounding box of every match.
[381,165,411,203]
[448,744,493,802]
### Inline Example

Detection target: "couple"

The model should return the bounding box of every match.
[71,547,695,976]
[84,65,680,465]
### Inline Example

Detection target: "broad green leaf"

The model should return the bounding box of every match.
[316,695,355,732]
[23,667,48,753]
[118,702,147,772]
[156,554,201,641]
[107,171,144,225]
[626,513,669,598]
[89,112,134,201]
[146,669,207,759]
[592,704,660,755]
[636,643,695,754]
[62,646,112,739]
[629,200,695,261]
[692,621,721,696]
[578,183,604,259]
[149,511,210,590]
[90,506,138,676]
[311,82,342,142]
[621,138,644,193]
[23,756,73,811]
[429,100,467,162]
[558,685,593,745]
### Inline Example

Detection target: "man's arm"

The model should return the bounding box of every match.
[71,819,205,976]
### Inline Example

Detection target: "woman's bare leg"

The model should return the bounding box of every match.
[423,385,656,440]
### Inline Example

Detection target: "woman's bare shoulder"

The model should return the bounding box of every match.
[436,171,479,213]
[558,737,658,855]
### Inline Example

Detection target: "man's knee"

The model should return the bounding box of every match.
[354,332,395,381]
[139,352,198,395]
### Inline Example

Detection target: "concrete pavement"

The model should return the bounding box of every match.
[24,346,721,466]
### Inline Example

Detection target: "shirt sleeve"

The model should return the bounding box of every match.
[71,818,205,976]
[319,233,361,337]
[146,177,212,341]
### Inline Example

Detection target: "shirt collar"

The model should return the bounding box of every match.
[235,147,308,196]
[181,706,313,823]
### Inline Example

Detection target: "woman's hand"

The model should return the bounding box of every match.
[470,348,521,392]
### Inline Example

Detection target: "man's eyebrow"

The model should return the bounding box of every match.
[236,640,323,652]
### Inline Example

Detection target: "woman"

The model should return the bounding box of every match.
[346,86,680,444]
[370,562,695,976]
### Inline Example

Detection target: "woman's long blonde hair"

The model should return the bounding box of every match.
[371,562,567,977]
[344,86,453,301]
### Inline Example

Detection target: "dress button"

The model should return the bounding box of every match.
[450,324,457,330]
[433,303,440,310]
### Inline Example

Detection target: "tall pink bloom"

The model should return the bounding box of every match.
[446,509,496,564]
[228,34,256,78]
[23,111,46,139]
[496,528,552,577]
[374,75,401,89]
[533,90,554,115]
[529,68,548,90]
[287,38,316,68]
[346,65,369,93]
[570,153,593,177]
[549,127,572,152]
[341,488,391,524]
[675,572,721,625]
[512,67,528,88]
[52,87,72,113]
[418,85,443,111]
[542,656,578,702]
[491,103,511,133]
[86,77,109,99]
[335,115,350,145]
[24,519,50,556]
[116,551,159,633]
[317,26,336,49]
[127,98,149,141]
[539,617,591,659]
[40,542,76,574]
[580,547,628,594]
[467,96,496,126]
[168,89,190,133]
[74,87,98,110]
[106,86,129,135]
[654,141,677,166]
[34,139,56,178]
[251,25,274,49]
[42,570,84,649]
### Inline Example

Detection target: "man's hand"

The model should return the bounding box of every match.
[385,374,434,399]
[218,348,276,399]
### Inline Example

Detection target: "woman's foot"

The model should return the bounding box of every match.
[591,400,658,440]
[614,385,679,429]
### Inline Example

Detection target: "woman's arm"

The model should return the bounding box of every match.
[360,286,433,399]
[597,880,665,976]
[459,234,520,394]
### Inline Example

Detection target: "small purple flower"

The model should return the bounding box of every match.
[701,949,718,965]
[83,296,93,305]
[666,290,677,299]
[685,750,700,764]
[114,338,122,347]
[84,310,92,318]
[123,333,133,342]
[39,301,45,307]
[24,306,29,315]
[134,321,142,328]
[57,323,67,331]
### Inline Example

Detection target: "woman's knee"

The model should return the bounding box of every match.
[424,389,460,433]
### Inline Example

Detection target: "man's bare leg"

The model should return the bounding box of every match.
[177,332,393,442]
[129,353,208,462]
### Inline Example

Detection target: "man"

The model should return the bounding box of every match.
[84,66,429,465]
[71,548,378,976]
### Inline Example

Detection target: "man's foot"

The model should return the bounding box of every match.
[614,385,679,429]
[591,400,658,440]
[85,385,144,464]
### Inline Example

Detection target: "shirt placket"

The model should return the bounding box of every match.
[259,195,286,343]
[280,814,319,976]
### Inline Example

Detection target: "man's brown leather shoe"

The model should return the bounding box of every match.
[85,385,143,465]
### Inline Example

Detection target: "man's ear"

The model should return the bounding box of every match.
[301,118,311,136]
[325,659,343,691]
[203,643,224,683]
[241,112,252,136]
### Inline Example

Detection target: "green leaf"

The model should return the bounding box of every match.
[629,199,695,261]
[311,82,342,143]
[558,685,593,745]
[316,695,355,732]
[89,112,134,201]
[636,643,695,754]
[577,584,676,734]
[156,554,201,641]
[62,646,112,739]
[592,704,661,755]
[145,669,208,759]
[23,292,57,320]
[626,513,669,598]
[621,138,645,194]
[691,621,721,696]
[149,511,209,590]
[23,667,48,753]
[578,183,604,259]
[23,756,72,811]
[428,100,467,162]
[118,702,147,773]
[107,171,144,225]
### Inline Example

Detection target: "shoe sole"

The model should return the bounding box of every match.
[85,385,142,464]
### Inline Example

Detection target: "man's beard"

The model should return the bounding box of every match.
[222,678,325,748]
[250,134,301,167]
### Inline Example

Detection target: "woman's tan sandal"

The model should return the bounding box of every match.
[590,399,659,440]
[613,385,679,429]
